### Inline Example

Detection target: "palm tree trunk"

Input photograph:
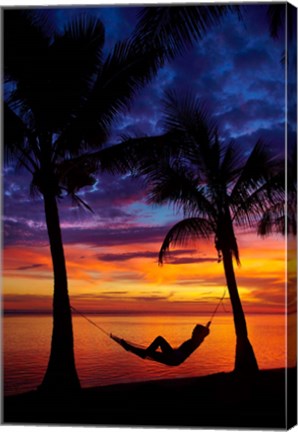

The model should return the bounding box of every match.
[221,247,259,374]
[39,189,80,393]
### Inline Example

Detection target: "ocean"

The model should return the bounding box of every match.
[3,313,291,396]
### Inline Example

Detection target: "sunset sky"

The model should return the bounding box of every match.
[3,4,295,316]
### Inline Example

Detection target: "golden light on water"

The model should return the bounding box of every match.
[3,313,289,396]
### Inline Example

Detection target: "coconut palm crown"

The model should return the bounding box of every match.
[136,90,284,373]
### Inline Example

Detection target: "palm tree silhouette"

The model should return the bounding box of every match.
[4,9,164,393]
[137,91,284,374]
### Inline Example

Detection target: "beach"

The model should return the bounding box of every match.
[3,367,297,429]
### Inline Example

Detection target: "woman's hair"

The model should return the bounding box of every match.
[192,324,208,340]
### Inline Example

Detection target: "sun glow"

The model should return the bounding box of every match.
[3,229,286,315]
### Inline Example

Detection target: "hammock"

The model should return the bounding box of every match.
[110,323,210,366]
[70,289,226,367]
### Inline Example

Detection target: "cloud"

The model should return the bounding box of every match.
[165,257,217,265]
[131,295,166,302]
[71,291,129,300]
[97,248,214,265]
[98,251,158,262]
[3,294,52,313]
[70,290,176,304]
[131,291,175,302]
[82,173,145,208]
[3,218,48,246]
[101,290,129,295]
[3,207,172,248]
[16,264,44,271]
[228,124,285,155]
[110,272,145,281]
[214,99,284,142]
[63,225,170,247]
[233,47,272,71]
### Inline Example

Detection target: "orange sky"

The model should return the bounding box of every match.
[3,230,289,315]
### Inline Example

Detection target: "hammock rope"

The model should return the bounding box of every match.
[208,288,227,324]
[70,305,110,337]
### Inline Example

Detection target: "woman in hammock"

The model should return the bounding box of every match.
[111,323,210,366]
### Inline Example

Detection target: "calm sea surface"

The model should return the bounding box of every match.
[3,314,292,396]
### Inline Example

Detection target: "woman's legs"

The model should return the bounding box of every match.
[146,336,174,356]
[111,334,175,362]
[120,339,147,358]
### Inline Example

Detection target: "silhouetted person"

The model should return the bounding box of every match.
[111,323,210,366]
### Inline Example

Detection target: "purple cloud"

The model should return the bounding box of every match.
[3,218,48,247]
[98,251,158,262]
[97,248,212,264]
[16,264,44,271]
[130,291,175,302]
[166,256,216,265]
[53,223,174,248]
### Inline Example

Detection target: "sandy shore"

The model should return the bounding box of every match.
[3,367,297,429]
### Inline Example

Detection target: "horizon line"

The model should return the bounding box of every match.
[3,309,287,317]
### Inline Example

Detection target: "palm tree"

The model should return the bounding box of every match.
[136,91,284,374]
[4,9,164,393]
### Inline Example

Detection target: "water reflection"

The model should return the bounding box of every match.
[3,314,288,396]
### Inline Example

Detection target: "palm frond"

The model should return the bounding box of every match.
[219,141,243,186]
[53,133,177,198]
[226,232,241,266]
[44,14,105,131]
[97,134,174,175]
[76,133,176,178]
[230,140,278,202]
[4,102,39,173]
[257,201,286,236]
[4,10,52,125]
[55,36,163,153]
[232,239,240,266]
[134,5,240,59]
[69,193,94,213]
[4,9,50,83]
[162,89,204,133]
[162,90,216,141]
[159,217,214,264]
[5,11,106,147]
[231,170,285,229]
[56,158,97,195]
[94,36,163,128]
[267,4,285,39]
[4,102,26,160]
[161,90,218,173]
[146,159,216,221]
